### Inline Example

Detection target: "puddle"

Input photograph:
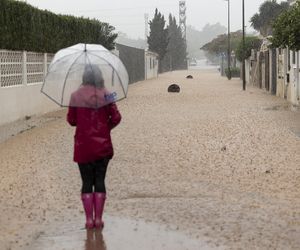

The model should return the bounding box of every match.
[29,216,221,250]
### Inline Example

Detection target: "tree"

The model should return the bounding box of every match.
[165,14,187,70]
[186,23,226,59]
[250,0,290,37]
[147,8,168,71]
[235,36,262,61]
[272,1,300,50]
[200,31,243,63]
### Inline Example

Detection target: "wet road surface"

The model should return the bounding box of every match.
[29,216,218,250]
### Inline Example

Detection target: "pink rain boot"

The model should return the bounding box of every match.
[94,193,106,228]
[81,193,94,229]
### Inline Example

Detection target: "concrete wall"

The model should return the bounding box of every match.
[247,47,299,105]
[116,43,145,84]
[0,50,59,126]
[0,83,59,125]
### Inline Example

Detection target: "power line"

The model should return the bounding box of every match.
[72,4,175,14]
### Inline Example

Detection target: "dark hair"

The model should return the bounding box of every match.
[82,64,104,88]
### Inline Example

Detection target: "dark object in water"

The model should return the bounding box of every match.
[186,75,193,79]
[168,84,180,93]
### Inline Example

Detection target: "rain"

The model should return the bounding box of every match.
[0,0,299,250]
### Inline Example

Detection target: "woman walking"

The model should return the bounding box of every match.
[67,65,121,229]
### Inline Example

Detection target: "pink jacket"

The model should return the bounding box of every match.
[67,85,121,163]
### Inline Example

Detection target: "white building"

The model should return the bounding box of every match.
[145,51,158,80]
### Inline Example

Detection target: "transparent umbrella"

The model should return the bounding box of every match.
[41,43,128,108]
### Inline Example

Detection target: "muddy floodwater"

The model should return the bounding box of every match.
[0,69,300,249]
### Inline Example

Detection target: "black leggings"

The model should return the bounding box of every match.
[78,158,109,193]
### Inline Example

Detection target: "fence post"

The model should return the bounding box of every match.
[145,51,147,80]
[0,53,2,87]
[22,51,27,85]
[44,53,48,77]
[297,51,300,103]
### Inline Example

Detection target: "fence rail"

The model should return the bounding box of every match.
[0,50,54,87]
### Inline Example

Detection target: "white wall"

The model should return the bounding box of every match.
[0,83,59,126]
[145,51,158,80]
[0,50,59,126]
[287,50,300,105]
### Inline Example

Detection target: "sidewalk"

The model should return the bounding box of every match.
[0,69,299,249]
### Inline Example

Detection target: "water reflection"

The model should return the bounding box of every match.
[85,229,106,250]
[30,216,213,250]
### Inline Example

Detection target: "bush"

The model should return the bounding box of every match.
[0,0,117,52]
[235,36,262,61]
[225,67,240,79]
[272,1,300,51]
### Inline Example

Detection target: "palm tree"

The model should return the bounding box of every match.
[250,0,289,37]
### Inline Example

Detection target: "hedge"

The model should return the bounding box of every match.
[225,67,240,78]
[0,0,117,52]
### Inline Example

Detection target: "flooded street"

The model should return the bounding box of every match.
[0,69,300,249]
[30,216,213,250]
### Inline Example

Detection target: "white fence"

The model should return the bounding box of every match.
[0,50,59,126]
[0,50,53,87]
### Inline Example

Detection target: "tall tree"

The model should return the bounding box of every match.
[201,31,243,63]
[250,0,290,37]
[147,9,168,71]
[165,14,187,70]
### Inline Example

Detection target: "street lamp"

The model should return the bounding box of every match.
[224,0,231,80]
[242,0,246,90]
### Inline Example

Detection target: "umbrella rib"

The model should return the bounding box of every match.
[61,52,85,105]
[109,52,128,97]
[42,51,83,95]
[88,51,128,98]
[40,90,64,107]
[47,51,82,74]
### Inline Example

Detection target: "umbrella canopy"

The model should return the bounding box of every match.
[41,43,128,108]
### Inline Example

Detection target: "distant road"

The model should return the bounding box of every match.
[188,59,219,70]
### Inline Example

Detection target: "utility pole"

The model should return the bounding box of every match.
[242,0,246,90]
[179,1,187,68]
[144,13,149,50]
[179,1,186,41]
[225,0,231,80]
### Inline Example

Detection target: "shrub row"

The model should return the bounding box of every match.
[0,0,117,53]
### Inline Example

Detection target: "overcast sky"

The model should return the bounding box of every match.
[23,0,285,39]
